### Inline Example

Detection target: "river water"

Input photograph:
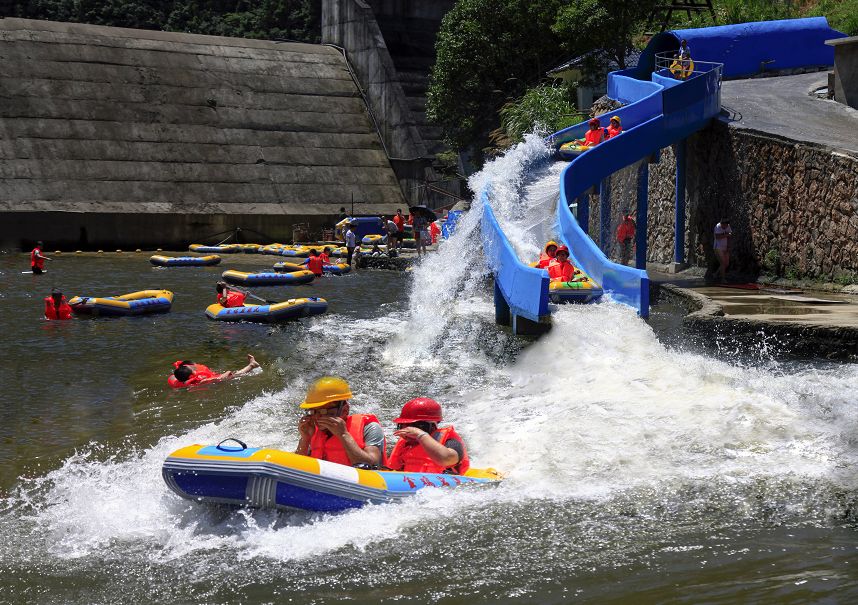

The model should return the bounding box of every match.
[2,136,858,604]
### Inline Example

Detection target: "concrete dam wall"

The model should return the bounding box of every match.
[0,18,405,249]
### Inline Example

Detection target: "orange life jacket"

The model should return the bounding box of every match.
[387,426,470,475]
[584,128,604,146]
[44,296,71,320]
[393,215,405,230]
[607,125,622,139]
[31,247,45,270]
[168,362,218,388]
[548,259,576,282]
[308,414,386,467]
[219,290,246,308]
[429,222,440,243]
[306,256,324,276]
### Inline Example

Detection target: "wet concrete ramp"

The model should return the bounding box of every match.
[0,18,404,247]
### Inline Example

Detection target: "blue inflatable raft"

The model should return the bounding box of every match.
[162,441,501,513]
[222,269,315,286]
[205,297,328,322]
[150,254,221,267]
[68,289,174,317]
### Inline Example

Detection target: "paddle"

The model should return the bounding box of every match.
[233,286,280,306]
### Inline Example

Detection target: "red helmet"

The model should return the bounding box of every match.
[394,397,442,423]
[588,118,600,126]
[555,245,570,256]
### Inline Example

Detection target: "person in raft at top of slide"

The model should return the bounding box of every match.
[216,281,246,308]
[44,289,72,320]
[306,249,325,277]
[169,355,260,388]
[548,246,577,282]
[387,397,470,475]
[30,241,52,274]
[536,241,559,268]
[606,116,622,139]
[296,376,386,469]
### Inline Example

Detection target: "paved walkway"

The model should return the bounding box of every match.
[720,72,858,155]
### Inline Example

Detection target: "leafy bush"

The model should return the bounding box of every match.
[499,83,579,144]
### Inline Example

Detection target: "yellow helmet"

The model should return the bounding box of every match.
[300,376,353,409]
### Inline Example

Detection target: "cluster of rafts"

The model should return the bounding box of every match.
[67,243,355,323]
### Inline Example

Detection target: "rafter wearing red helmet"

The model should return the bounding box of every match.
[547,245,576,282]
[387,398,470,475]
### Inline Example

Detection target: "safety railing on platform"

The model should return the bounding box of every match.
[654,51,724,82]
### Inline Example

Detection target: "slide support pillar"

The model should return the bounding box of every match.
[636,162,649,270]
[494,281,510,326]
[576,194,589,236]
[674,138,687,267]
[599,178,611,253]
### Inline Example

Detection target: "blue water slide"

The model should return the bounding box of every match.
[480,18,841,323]
[480,191,549,322]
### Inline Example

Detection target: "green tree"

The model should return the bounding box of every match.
[426,0,570,152]
[552,0,661,71]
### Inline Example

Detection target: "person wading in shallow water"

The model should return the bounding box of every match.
[296,377,386,468]
[43,289,72,320]
[30,241,52,274]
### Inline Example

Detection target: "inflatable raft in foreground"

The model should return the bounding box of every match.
[205,297,327,322]
[222,269,315,286]
[69,290,173,316]
[549,276,604,303]
[163,441,501,512]
[150,254,221,267]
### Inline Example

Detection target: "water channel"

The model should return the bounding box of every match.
[1,136,857,603]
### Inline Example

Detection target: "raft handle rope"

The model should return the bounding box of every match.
[216,438,248,452]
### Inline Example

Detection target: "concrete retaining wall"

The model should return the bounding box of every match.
[0,18,405,249]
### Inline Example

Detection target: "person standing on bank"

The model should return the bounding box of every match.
[616,214,636,266]
[714,218,732,283]
[344,222,357,266]
[412,213,428,257]
[30,241,52,274]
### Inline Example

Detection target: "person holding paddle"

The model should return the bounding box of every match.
[30,241,52,274]
[216,281,247,308]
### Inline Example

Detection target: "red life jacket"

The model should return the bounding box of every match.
[548,259,575,282]
[31,247,45,270]
[306,256,324,276]
[168,363,218,388]
[429,222,440,243]
[607,125,623,139]
[44,296,71,320]
[393,215,404,231]
[537,252,556,268]
[319,253,331,264]
[308,414,386,467]
[583,128,604,146]
[387,426,470,475]
[219,290,246,308]
[616,218,635,243]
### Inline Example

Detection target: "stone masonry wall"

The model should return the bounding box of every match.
[605,120,858,281]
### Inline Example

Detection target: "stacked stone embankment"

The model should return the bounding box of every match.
[603,120,858,283]
[0,18,404,249]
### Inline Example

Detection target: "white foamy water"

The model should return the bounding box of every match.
[2,135,858,603]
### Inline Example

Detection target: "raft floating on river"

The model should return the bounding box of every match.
[189,244,241,254]
[162,441,501,512]
[222,269,315,286]
[150,254,221,267]
[69,289,174,316]
[205,297,327,322]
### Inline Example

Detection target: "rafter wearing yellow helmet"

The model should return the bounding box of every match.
[300,376,353,409]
